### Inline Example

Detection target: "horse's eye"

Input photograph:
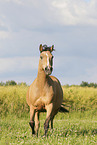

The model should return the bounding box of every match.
[40,56,43,59]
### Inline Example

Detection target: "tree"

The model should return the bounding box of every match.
[0,81,5,86]
[5,80,17,86]
[80,81,89,87]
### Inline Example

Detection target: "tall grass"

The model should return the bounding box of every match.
[63,86,97,111]
[0,86,97,117]
[0,86,29,117]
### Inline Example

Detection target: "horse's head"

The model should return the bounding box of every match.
[39,44,54,75]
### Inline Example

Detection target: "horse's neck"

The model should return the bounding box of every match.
[37,68,47,91]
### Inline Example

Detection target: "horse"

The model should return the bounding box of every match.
[26,44,65,137]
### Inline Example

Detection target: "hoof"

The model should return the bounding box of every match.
[32,131,35,135]
[42,135,46,138]
[32,133,36,137]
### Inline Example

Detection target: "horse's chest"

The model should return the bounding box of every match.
[34,86,54,106]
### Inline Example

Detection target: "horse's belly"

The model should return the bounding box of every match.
[33,98,45,112]
[34,104,46,112]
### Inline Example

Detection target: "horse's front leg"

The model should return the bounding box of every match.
[44,103,53,136]
[35,111,40,137]
[29,106,35,135]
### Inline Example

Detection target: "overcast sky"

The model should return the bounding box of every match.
[0,0,97,85]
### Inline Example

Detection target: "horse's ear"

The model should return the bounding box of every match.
[50,45,54,52]
[39,44,43,53]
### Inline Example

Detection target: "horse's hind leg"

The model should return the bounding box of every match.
[29,106,35,135]
[50,110,58,129]
[44,103,53,136]
[51,117,54,129]
[35,111,40,137]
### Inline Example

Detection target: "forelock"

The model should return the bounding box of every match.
[41,45,52,53]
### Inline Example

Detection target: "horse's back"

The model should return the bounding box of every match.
[50,76,62,86]
[50,75,63,92]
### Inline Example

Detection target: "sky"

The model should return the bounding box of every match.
[0,0,97,85]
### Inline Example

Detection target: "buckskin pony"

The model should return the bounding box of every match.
[26,44,66,137]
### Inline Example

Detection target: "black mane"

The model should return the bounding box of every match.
[41,45,54,53]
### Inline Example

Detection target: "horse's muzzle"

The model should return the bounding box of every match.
[44,66,53,75]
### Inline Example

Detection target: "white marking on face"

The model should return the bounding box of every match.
[46,53,49,66]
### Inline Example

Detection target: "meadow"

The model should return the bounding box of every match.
[0,85,97,145]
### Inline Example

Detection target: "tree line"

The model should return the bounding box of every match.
[0,80,97,88]
[64,81,97,88]
[0,80,27,86]
[80,81,97,88]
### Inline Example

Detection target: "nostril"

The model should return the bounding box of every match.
[45,67,48,71]
[44,66,52,75]
[45,67,53,72]
[50,67,53,71]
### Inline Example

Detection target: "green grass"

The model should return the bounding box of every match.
[0,111,97,145]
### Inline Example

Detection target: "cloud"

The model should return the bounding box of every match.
[0,52,97,85]
[86,67,97,82]
[0,56,39,74]
[53,55,97,84]
[0,31,9,39]
[51,0,97,26]
[0,16,6,29]
[0,56,39,84]
[1,0,24,5]
[0,14,11,39]
[0,0,97,36]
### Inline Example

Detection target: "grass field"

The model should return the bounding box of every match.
[0,86,97,144]
[1,112,97,145]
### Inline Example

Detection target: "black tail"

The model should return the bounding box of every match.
[59,104,69,113]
